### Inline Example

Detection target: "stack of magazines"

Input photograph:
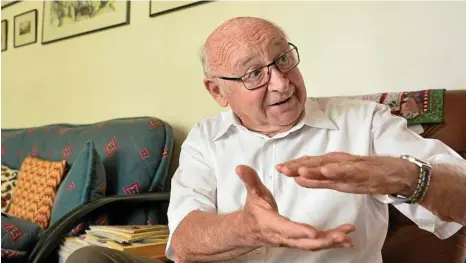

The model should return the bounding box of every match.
[58,225,169,263]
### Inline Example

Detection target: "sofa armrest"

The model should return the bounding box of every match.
[28,192,170,263]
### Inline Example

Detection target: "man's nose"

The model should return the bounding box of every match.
[267,66,289,92]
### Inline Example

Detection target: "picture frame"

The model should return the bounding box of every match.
[41,1,130,45]
[1,19,7,51]
[1,0,20,9]
[149,1,210,17]
[14,9,37,48]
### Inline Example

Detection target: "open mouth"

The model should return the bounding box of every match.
[271,97,292,106]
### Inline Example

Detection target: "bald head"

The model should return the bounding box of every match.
[201,17,288,77]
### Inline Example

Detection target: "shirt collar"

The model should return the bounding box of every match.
[302,98,339,130]
[212,98,338,141]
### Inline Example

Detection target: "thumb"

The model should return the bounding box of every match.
[236,165,263,196]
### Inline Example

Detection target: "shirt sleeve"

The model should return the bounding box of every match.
[165,123,217,260]
[369,103,465,239]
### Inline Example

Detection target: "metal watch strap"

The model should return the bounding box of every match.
[389,155,432,204]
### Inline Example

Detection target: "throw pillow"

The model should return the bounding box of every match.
[1,213,43,258]
[1,165,20,213]
[50,141,106,229]
[8,156,67,229]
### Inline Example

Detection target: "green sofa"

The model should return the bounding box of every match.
[1,117,174,263]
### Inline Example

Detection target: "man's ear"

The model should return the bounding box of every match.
[204,78,228,107]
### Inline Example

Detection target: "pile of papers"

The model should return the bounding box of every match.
[58,225,169,263]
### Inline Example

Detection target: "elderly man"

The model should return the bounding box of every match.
[67,16,466,263]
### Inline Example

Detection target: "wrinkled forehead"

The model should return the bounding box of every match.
[208,22,289,75]
[229,37,289,73]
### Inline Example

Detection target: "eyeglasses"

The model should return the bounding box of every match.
[215,42,300,90]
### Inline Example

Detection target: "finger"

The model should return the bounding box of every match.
[331,224,356,234]
[279,231,351,251]
[277,153,356,177]
[297,167,328,180]
[280,234,336,251]
[277,156,324,176]
[265,212,318,239]
[276,155,310,168]
[320,163,360,182]
[294,177,334,189]
[296,177,368,194]
[275,224,356,251]
[236,165,263,196]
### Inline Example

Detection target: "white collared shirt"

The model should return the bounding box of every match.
[166,97,465,263]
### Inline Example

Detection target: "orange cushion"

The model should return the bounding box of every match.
[8,156,66,229]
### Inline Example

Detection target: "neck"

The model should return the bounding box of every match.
[238,111,305,137]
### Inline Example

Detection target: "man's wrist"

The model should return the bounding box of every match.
[397,159,419,197]
[236,211,263,248]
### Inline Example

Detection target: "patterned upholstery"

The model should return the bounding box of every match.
[8,157,67,229]
[1,117,174,226]
[1,213,43,260]
[1,165,20,212]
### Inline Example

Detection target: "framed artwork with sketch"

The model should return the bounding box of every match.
[1,0,20,9]
[41,0,130,44]
[1,19,7,51]
[149,1,210,17]
[14,9,37,48]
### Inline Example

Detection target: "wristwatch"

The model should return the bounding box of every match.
[389,154,432,204]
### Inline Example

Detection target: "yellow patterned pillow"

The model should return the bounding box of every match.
[8,156,67,229]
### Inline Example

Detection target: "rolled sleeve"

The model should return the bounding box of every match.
[165,123,217,260]
[370,103,465,239]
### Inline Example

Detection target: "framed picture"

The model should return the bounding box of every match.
[1,0,20,9]
[149,1,209,17]
[1,20,7,51]
[14,9,37,48]
[41,1,130,45]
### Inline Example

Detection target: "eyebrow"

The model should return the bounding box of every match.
[233,40,287,73]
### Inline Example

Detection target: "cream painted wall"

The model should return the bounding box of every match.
[2,1,466,171]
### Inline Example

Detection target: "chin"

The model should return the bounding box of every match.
[275,108,303,127]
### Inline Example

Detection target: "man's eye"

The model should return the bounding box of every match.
[246,70,262,79]
[278,54,289,63]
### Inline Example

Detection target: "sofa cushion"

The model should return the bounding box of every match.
[1,165,19,212]
[50,141,106,228]
[1,213,43,261]
[8,157,66,229]
[1,248,28,262]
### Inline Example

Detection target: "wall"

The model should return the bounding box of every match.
[2,1,466,172]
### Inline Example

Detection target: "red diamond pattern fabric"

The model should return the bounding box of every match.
[139,148,150,160]
[105,136,118,157]
[31,145,38,157]
[3,224,24,244]
[62,144,73,159]
[123,181,140,195]
[67,181,76,191]
[148,119,163,129]
[1,249,20,258]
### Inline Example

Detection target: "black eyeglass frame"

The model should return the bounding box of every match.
[214,42,300,90]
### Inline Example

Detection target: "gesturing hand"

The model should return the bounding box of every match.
[276,152,418,196]
[236,165,355,251]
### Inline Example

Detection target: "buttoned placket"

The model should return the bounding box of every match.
[256,138,280,262]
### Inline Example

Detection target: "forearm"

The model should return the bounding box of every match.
[171,210,259,262]
[419,164,466,225]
